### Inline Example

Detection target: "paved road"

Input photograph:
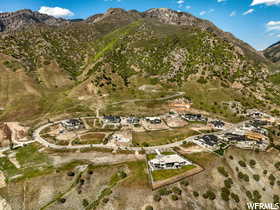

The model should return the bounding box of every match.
[32,118,249,152]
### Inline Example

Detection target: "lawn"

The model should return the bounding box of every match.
[152,165,197,182]
[132,127,199,147]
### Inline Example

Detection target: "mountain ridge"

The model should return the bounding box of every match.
[263,40,280,63]
[0,8,279,122]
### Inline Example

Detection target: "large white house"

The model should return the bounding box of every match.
[148,150,193,171]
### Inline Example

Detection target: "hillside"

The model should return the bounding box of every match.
[0,8,280,123]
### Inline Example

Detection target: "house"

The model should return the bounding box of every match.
[192,134,220,150]
[103,116,121,124]
[61,119,84,131]
[250,120,270,128]
[209,120,225,129]
[223,133,247,143]
[148,150,192,171]
[180,114,208,122]
[245,132,269,142]
[126,117,140,124]
[223,132,269,151]
[247,109,264,118]
[145,117,162,124]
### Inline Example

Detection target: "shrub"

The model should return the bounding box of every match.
[59,198,66,204]
[118,171,127,179]
[103,198,109,203]
[172,187,182,195]
[202,192,209,199]
[221,187,230,201]
[238,172,244,179]
[145,205,153,210]
[249,159,256,168]
[275,162,280,171]
[171,194,179,201]
[246,191,253,201]
[193,191,199,197]
[229,155,234,160]
[153,194,161,202]
[82,199,89,207]
[207,191,216,200]
[253,174,260,182]
[158,188,172,196]
[252,190,261,202]
[180,180,189,187]
[67,171,75,176]
[217,167,228,177]
[243,174,250,182]
[263,170,268,175]
[238,160,247,167]
[231,193,240,203]
[224,178,233,189]
[273,195,280,203]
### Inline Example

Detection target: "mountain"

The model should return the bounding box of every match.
[0,8,279,123]
[0,9,69,32]
[263,41,280,63]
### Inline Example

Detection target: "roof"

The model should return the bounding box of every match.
[150,154,189,165]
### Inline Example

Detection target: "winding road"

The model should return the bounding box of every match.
[32,118,249,152]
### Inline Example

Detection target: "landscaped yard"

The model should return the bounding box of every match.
[132,127,199,146]
[152,165,197,182]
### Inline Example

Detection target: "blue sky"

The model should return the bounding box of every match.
[1,0,280,50]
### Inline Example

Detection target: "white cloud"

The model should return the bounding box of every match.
[230,11,236,16]
[217,0,226,2]
[277,34,280,37]
[200,11,207,16]
[186,6,191,9]
[251,0,280,6]
[266,21,280,31]
[177,0,185,8]
[177,0,185,4]
[38,6,74,18]
[243,8,254,15]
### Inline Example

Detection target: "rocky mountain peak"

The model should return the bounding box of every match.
[0,9,69,32]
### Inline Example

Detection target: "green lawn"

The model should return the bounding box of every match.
[132,127,199,147]
[152,165,197,182]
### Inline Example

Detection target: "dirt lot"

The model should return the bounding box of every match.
[132,127,199,147]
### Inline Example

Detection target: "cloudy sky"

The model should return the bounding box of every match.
[1,0,280,50]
